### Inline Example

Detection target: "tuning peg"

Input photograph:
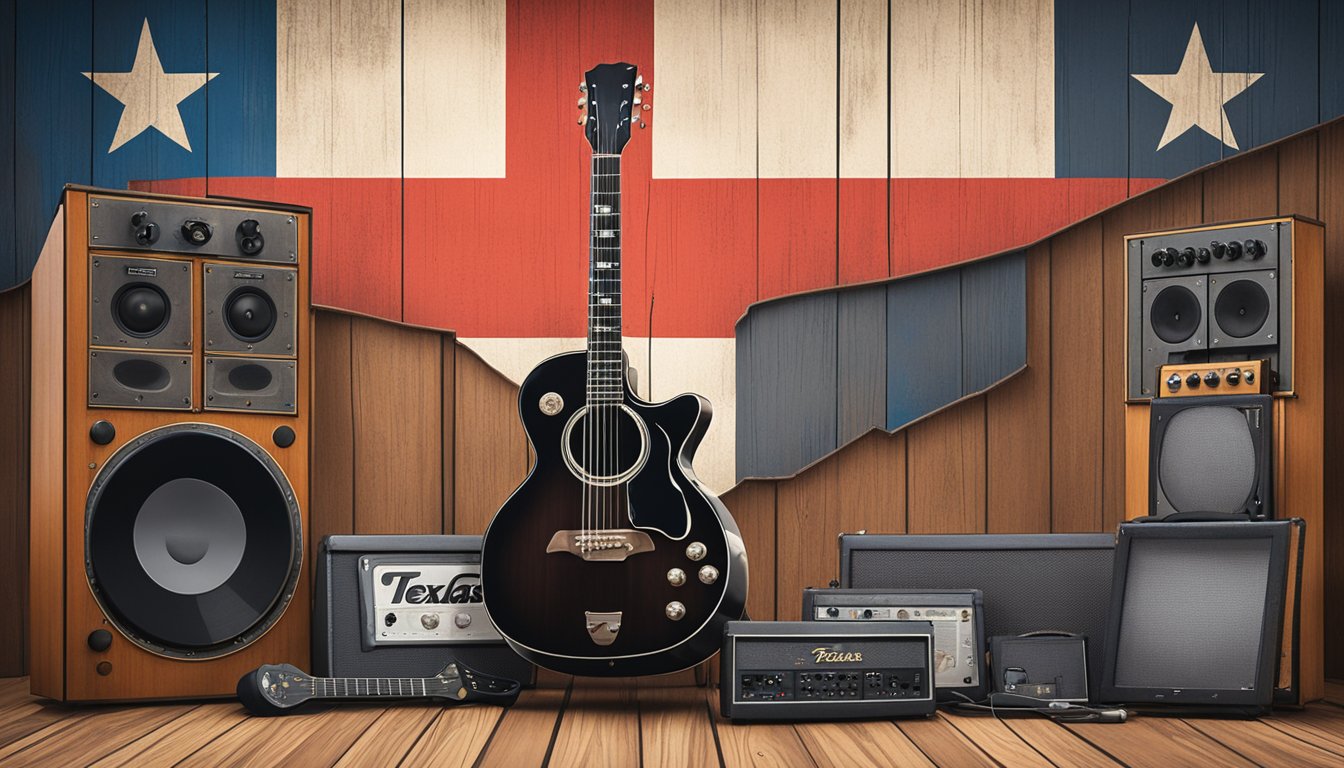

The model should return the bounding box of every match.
[635,75,643,88]
[578,96,587,108]
[633,95,641,106]
[641,82,651,92]
[577,115,585,125]
[579,82,587,92]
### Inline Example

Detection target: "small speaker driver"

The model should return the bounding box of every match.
[1214,279,1270,339]
[112,283,170,338]
[1150,285,1201,344]
[224,287,277,342]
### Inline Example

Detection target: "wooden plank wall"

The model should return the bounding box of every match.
[1,123,1344,679]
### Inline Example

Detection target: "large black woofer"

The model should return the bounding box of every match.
[1149,285,1202,344]
[112,282,171,338]
[223,286,277,342]
[85,424,302,658]
[1214,279,1270,339]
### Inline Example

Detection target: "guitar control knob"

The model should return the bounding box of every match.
[1186,373,1201,389]
[1244,239,1266,259]
[421,613,441,630]
[181,219,213,245]
[685,542,707,561]
[665,601,686,621]
[454,612,472,629]
[667,568,687,586]
[1166,373,1182,392]
[1204,371,1221,387]
[1226,370,1241,386]
[698,565,719,584]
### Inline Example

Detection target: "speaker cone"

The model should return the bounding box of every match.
[1150,285,1201,344]
[224,287,277,342]
[112,283,170,338]
[85,424,301,658]
[1214,279,1270,338]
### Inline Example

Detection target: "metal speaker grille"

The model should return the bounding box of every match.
[1158,406,1256,513]
[1114,537,1271,690]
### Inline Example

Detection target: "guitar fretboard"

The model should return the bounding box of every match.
[306,676,458,698]
[589,153,623,404]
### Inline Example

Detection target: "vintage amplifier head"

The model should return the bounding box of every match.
[720,621,936,721]
[802,588,985,702]
[313,535,533,683]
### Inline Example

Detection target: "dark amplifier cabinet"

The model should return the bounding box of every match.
[313,535,533,684]
[720,621,936,721]
[839,533,1114,700]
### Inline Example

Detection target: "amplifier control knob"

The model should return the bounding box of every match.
[1244,370,1255,384]
[665,601,686,621]
[1161,248,1176,267]
[1150,251,1163,267]
[667,568,687,586]
[421,613,441,630]
[1166,373,1182,392]
[88,629,113,652]
[1224,241,1244,260]
[826,607,840,617]
[131,211,159,245]
[1196,247,1212,264]
[1211,241,1228,259]
[1244,239,1266,259]
[1177,247,1196,267]
[698,565,719,584]
[1204,371,1221,387]
[181,219,213,245]
[685,542,707,561]
[1226,370,1242,386]
[236,219,265,255]
[453,612,472,629]
[1186,373,1200,389]
[384,612,397,627]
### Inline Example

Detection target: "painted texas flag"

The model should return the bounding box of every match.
[8,0,1326,490]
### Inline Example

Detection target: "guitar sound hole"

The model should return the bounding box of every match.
[563,404,649,484]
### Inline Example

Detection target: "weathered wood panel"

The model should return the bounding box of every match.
[1050,219,1105,532]
[886,270,961,429]
[310,313,355,559]
[907,399,986,535]
[452,347,530,534]
[837,285,887,445]
[1317,121,1344,679]
[961,253,1027,393]
[838,0,888,284]
[719,480,776,624]
[986,245,1051,533]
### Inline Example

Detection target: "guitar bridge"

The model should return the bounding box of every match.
[585,611,622,646]
[547,529,655,561]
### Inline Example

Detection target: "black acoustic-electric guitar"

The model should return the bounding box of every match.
[481,63,748,676]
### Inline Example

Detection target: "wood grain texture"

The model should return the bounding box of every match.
[1279,132,1320,219]
[719,480,777,623]
[548,685,640,768]
[639,686,717,768]
[886,269,961,429]
[1318,122,1344,680]
[88,704,247,768]
[1050,219,1105,532]
[398,705,503,768]
[709,689,815,768]
[1185,717,1344,768]
[795,721,933,768]
[331,707,437,767]
[736,294,838,480]
[838,0,889,283]
[176,705,383,768]
[452,346,529,534]
[895,714,996,767]
[1002,717,1124,767]
[311,313,354,564]
[350,317,443,535]
[837,285,887,446]
[0,704,191,767]
[0,285,29,676]
[1202,146,1280,224]
[906,398,985,534]
[961,252,1027,393]
[475,688,566,768]
[1065,718,1256,768]
[986,245,1050,533]
[942,712,1052,767]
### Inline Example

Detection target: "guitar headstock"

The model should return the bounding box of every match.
[578,62,650,154]
[238,663,311,715]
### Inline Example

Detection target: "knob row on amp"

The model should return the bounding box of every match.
[1149,239,1267,270]
[1157,360,1269,398]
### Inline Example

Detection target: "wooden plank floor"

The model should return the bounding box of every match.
[2,675,1343,767]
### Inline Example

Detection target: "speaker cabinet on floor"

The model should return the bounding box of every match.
[1124,216,1326,703]
[30,187,312,702]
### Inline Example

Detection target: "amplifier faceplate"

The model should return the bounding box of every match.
[360,557,502,648]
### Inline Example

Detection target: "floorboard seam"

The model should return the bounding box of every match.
[1179,719,1269,768]
[328,705,390,768]
[169,708,250,768]
[1259,716,1344,758]
[1002,718,1129,768]
[702,689,726,768]
[92,704,203,767]
[943,712,1059,768]
[539,681,574,768]
[468,704,509,768]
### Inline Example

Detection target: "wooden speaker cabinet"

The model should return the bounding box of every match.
[1124,216,1326,703]
[30,186,312,701]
